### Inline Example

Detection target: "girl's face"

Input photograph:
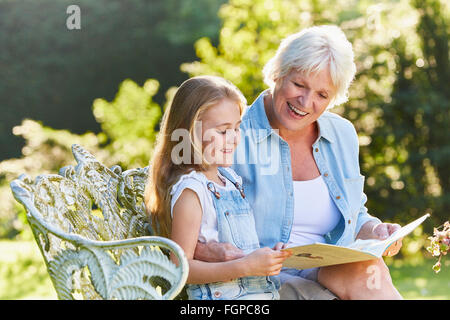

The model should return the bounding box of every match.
[199,98,242,167]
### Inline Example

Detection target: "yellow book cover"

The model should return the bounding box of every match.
[282,214,430,269]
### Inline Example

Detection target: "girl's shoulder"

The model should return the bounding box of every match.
[170,168,242,200]
[170,170,209,197]
[170,170,212,218]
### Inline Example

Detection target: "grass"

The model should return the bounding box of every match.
[0,240,448,300]
[0,240,57,300]
[389,258,450,299]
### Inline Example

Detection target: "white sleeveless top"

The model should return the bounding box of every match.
[170,168,243,243]
[287,175,341,247]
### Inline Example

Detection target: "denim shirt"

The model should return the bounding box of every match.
[232,90,381,248]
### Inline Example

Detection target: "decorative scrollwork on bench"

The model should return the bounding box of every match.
[10,144,188,300]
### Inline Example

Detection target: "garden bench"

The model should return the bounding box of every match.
[10,144,188,300]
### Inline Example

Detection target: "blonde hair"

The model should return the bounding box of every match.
[144,75,246,238]
[263,25,356,108]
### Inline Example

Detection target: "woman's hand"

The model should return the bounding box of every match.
[242,247,292,277]
[372,223,403,257]
[357,221,403,257]
[194,240,245,262]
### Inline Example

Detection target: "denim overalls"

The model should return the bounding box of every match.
[186,167,279,300]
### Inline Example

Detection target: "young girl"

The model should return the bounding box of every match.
[144,75,290,300]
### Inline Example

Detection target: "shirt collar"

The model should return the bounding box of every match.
[246,89,335,144]
[244,90,273,143]
[316,115,335,144]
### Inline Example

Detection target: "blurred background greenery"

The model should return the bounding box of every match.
[0,0,448,299]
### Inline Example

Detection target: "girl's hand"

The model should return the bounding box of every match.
[372,223,403,257]
[242,247,292,277]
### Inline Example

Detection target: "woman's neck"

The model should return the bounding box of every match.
[280,123,318,146]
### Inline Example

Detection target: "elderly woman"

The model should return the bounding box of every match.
[195,25,403,300]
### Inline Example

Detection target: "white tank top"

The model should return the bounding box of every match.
[170,168,242,243]
[287,175,341,247]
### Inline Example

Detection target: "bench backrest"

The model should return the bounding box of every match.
[10,144,188,300]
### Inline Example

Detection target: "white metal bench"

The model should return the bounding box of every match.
[10,144,188,300]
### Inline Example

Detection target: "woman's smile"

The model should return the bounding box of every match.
[287,101,309,118]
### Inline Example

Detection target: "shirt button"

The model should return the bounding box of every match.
[324,173,329,177]
[214,291,221,298]
[225,211,229,216]
[348,219,352,224]
[336,195,341,200]
[315,148,319,152]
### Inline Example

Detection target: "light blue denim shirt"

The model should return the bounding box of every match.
[232,90,381,248]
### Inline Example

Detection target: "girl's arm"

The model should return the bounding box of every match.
[171,188,289,284]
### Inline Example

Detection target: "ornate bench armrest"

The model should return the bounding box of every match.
[48,236,189,300]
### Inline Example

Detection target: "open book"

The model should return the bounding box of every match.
[282,214,430,269]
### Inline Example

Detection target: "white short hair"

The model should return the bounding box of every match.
[263,25,356,108]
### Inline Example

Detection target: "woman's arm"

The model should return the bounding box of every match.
[171,188,289,284]
[188,247,287,283]
[194,240,245,262]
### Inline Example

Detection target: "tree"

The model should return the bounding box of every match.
[92,79,162,168]
[364,0,449,226]
[0,78,162,238]
[0,0,225,160]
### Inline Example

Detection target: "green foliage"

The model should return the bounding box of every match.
[93,79,162,168]
[0,79,162,238]
[156,0,228,45]
[0,240,57,299]
[182,0,374,103]
[361,0,449,228]
[0,0,224,160]
[0,119,102,238]
[387,258,450,299]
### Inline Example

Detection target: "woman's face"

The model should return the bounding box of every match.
[269,68,337,134]
[199,98,241,167]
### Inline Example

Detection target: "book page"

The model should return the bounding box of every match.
[346,214,430,256]
[282,214,430,269]
[282,243,377,269]
[345,238,386,256]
